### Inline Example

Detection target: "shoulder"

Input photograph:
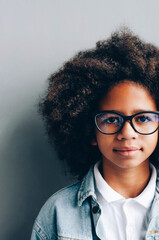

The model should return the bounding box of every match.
[31,166,96,240]
[41,181,81,213]
[31,181,82,240]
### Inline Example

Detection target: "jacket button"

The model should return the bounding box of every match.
[92,206,100,214]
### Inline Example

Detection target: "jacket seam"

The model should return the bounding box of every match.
[58,234,91,240]
[33,221,51,240]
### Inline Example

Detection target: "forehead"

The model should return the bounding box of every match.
[99,81,157,114]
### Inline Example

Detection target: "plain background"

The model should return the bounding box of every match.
[1,0,159,239]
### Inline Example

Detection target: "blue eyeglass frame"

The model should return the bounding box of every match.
[94,110,159,135]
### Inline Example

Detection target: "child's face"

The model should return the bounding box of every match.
[92,81,158,170]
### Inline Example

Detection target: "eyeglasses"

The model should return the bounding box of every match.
[94,111,159,135]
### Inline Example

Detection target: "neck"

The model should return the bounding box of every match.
[101,159,151,199]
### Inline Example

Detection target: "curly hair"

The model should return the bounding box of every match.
[39,28,159,179]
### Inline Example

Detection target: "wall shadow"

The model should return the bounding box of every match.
[0,113,74,240]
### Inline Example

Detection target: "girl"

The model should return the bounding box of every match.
[31,28,159,240]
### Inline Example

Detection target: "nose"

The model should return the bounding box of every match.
[117,120,138,140]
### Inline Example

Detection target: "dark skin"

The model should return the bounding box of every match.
[92,81,158,198]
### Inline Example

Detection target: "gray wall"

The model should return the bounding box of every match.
[1,0,159,239]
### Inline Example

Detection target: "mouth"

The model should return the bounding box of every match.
[113,147,143,157]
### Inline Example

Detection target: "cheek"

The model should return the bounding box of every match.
[153,131,158,149]
[95,133,114,152]
[143,132,158,153]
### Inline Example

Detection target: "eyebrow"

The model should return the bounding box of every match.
[111,109,155,115]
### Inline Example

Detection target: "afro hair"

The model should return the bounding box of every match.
[39,28,159,179]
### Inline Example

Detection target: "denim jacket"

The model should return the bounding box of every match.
[31,165,159,240]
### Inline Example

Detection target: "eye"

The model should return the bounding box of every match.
[135,115,152,123]
[95,112,123,127]
[104,117,120,124]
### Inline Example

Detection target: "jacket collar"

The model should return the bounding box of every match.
[148,170,159,221]
[77,165,159,210]
[77,165,97,206]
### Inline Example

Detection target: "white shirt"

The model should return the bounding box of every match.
[94,162,157,240]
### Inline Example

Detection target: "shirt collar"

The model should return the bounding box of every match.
[134,164,156,208]
[94,161,157,208]
[94,161,124,203]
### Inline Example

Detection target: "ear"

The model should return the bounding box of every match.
[91,139,97,146]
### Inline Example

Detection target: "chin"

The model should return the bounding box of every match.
[115,160,147,169]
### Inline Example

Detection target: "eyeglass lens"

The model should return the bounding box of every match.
[95,112,159,134]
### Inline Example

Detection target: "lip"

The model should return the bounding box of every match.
[113,147,142,157]
[113,147,140,151]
